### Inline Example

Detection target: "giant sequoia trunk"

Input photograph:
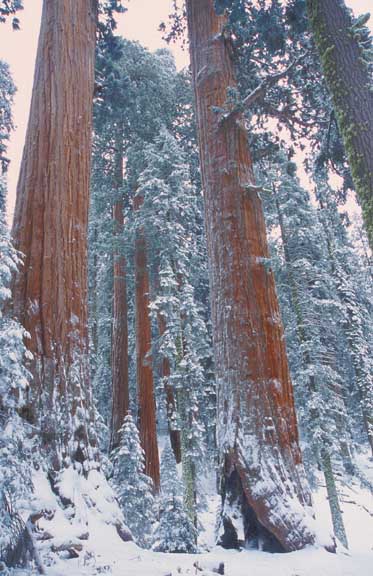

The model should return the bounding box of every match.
[306,0,373,250]
[134,195,160,490]
[186,0,315,551]
[110,141,129,450]
[11,0,97,468]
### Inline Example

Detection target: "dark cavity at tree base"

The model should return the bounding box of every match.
[218,468,285,553]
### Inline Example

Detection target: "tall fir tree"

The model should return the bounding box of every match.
[0,61,33,559]
[111,414,156,549]
[153,440,197,553]
[135,128,213,526]
[90,39,181,476]
[314,174,373,459]
[260,158,349,547]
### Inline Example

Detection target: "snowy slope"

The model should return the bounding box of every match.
[18,458,372,576]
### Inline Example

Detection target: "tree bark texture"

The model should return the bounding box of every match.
[110,144,129,450]
[186,0,314,551]
[321,449,348,549]
[134,194,160,490]
[307,0,373,250]
[11,0,97,468]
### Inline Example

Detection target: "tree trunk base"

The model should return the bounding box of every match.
[218,467,285,552]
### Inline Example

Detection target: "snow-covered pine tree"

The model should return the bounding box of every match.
[260,157,349,548]
[0,60,33,561]
[0,175,33,563]
[160,439,183,497]
[90,43,214,501]
[153,496,197,554]
[135,128,213,526]
[176,278,211,523]
[0,60,15,173]
[153,440,197,553]
[314,174,373,459]
[111,414,156,548]
[334,261,373,458]
[91,39,181,472]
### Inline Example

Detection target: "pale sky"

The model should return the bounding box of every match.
[0,0,371,223]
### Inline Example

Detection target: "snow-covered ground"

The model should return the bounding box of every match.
[17,454,373,576]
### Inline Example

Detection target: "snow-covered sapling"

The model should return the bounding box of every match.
[111,414,156,548]
[153,440,197,553]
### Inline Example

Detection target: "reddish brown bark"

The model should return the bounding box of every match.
[11,0,97,467]
[134,194,160,490]
[110,143,129,450]
[186,0,314,551]
[157,311,182,464]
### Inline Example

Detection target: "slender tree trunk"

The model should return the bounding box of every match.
[110,138,129,450]
[306,0,373,250]
[321,449,348,549]
[186,0,314,551]
[11,0,97,469]
[91,225,99,360]
[178,384,197,530]
[157,310,182,463]
[175,320,198,530]
[134,194,160,490]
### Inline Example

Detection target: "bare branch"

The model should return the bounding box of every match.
[220,52,308,125]
[242,52,308,110]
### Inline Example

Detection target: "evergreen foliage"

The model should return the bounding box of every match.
[259,156,364,546]
[90,41,215,526]
[111,414,156,548]
[160,440,183,498]
[0,62,32,559]
[261,159,346,461]
[153,496,197,553]
[0,60,16,173]
[0,1,22,29]
[153,440,197,553]
[314,175,373,457]
[89,39,181,435]
[133,127,213,523]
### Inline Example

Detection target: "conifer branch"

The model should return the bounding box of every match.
[221,52,308,124]
[241,52,308,110]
